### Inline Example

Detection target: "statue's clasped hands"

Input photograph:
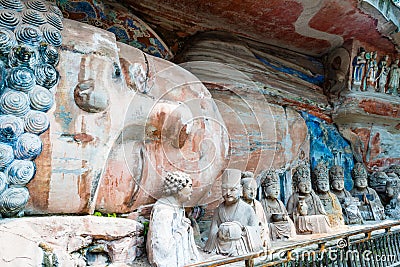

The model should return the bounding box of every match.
[217,221,243,241]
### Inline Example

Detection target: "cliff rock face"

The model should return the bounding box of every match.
[176,31,330,121]
[301,112,354,190]
[333,91,400,171]
[210,89,310,202]
[26,19,229,215]
[0,216,143,266]
[176,32,320,201]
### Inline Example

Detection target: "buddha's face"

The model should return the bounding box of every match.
[298,181,312,194]
[264,184,280,199]
[242,181,257,202]
[177,180,193,204]
[222,183,241,205]
[316,179,330,193]
[354,177,368,189]
[331,179,345,191]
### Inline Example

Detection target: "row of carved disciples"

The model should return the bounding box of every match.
[352,47,399,95]
[146,162,390,267]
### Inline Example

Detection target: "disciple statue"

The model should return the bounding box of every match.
[313,162,345,227]
[386,165,400,179]
[241,171,270,249]
[369,171,391,206]
[350,163,386,221]
[329,165,363,224]
[376,55,390,93]
[260,170,296,241]
[329,165,352,202]
[204,169,262,256]
[352,47,367,90]
[147,171,201,267]
[387,58,399,95]
[286,164,331,234]
[385,177,400,218]
[366,51,378,91]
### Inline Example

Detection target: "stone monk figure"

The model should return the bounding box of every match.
[385,178,400,219]
[260,169,296,241]
[313,162,345,227]
[287,164,331,234]
[329,165,363,224]
[329,165,352,202]
[241,171,271,249]
[147,171,201,267]
[350,163,385,221]
[287,164,326,217]
[204,169,262,256]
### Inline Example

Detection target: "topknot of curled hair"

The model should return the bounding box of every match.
[163,171,191,196]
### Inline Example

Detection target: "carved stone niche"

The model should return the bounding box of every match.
[324,47,351,98]
[330,44,400,171]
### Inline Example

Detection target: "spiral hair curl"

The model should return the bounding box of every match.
[162,171,191,196]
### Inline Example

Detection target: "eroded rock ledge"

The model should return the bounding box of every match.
[0,216,144,266]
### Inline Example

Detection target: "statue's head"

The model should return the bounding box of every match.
[241,171,257,203]
[163,171,193,204]
[221,169,242,205]
[261,169,280,200]
[329,165,345,191]
[313,162,329,193]
[384,55,389,61]
[358,47,366,56]
[352,163,368,189]
[387,165,400,178]
[385,179,399,198]
[293,164,312,194]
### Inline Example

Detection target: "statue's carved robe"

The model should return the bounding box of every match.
[249,199,270,248]
[286,191,331,234]
[332,189,352,203]
[316,192,345,227]
[204,199,262,256]
[332,189,363,224]
[261,198,296,241]
[147,198,201,267]
[350,187,385,221]
[286,191,326,217]
[386,196,400,219]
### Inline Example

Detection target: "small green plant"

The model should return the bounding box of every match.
[142,221,149,236]
[93,211,117,218]
[93,211,102,217]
